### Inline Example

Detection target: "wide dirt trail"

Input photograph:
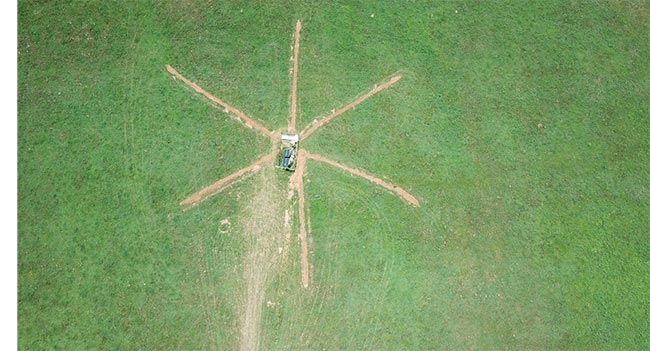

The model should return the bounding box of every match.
[181,152,275,207]
[300,75,401,140]
[166,64,277,139]
[288,20,302,133]
[289,149,310,288]
[306,151,419,207]
[238,166,286,351]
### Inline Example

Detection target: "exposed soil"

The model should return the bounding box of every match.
[166,65,277,139]
[238,167,285,351]
[300,75,401,140]
[289,149,310,288]
[180,152,275,207]
[288,20,302,133]
[305,151,420,207]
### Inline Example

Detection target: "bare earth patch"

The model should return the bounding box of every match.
[289,149,310,288]
[239,167,285,351]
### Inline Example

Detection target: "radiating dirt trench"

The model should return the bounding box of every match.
[238,164,290,351]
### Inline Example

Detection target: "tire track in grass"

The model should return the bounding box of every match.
[238,166,285,351]
[195,243,219,350]
[329,180,389,349]
[302,176,392,349]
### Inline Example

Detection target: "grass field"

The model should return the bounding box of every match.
[18,1,649,350]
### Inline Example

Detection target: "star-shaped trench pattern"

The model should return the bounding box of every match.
[167,20,419,289]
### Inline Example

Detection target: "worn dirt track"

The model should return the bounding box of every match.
[239,167,284,351]
[305,151,420,207]
[166,65,276,139]
[180,152,275,207]
[289,149,310,288]
[289,20,302,133]
[300,75,401,140]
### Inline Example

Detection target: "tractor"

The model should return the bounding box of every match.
[275,134,299,172]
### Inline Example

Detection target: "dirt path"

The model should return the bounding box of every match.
[305,151,420,207]
[166,65,277,139]
[300,75,401,140]
[180,152,275,207]
[289,149,310,288]
[288,20,302,133]
[239,167,285,351]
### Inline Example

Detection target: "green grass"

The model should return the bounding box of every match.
[19,0,649,350]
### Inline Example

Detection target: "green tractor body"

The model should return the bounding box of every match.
[275,134,299,172]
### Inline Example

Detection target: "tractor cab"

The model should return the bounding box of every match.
[275,134,299,172]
